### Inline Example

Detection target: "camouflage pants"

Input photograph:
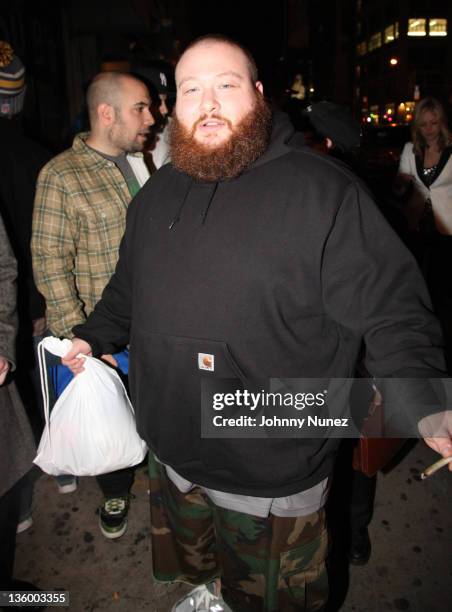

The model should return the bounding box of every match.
[148,454,328,611]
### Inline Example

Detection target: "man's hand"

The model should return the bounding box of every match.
[61,338,92,375]
[0,356,11,386]
[424,437,452,472]
[101,354,118,368]
[419,411,452,473]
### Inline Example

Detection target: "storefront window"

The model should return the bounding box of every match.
[428,18,447,36]
[408,18,426,36]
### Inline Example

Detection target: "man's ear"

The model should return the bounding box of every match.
[255,81,264,96]
[97,103,115,126]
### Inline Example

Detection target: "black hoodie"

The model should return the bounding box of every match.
[74,113,445,496]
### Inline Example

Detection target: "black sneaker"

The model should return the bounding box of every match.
[99,495,130,539]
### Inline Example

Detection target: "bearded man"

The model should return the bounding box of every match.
[62,37,452,611]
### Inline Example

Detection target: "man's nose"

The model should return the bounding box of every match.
[200,88,219,114]
[144,107,155,126]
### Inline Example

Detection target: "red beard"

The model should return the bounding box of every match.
[170,94,272,182]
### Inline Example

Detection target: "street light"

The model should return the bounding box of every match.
[389,57,398,66]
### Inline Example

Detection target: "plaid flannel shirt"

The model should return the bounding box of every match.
[31,133,149,338]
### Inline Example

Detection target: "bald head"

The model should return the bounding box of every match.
[86,72,143,125]
[84,71,153,156]
[176,34,258,85]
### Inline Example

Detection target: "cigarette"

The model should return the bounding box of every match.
[420,456,452,480]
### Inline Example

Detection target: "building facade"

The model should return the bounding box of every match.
[354,0,452,125]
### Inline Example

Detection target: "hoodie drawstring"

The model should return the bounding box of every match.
[201,183,218,225]
[168,180,192,229]
[168,181,219,229]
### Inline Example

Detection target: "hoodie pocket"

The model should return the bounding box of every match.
[128,330,246,466]
[129,330,313,491]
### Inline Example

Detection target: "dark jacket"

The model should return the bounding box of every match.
[74,113,445,496]
[0,215,36,498]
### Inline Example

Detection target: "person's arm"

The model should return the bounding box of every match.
[393,142,414,196]
[322,180,451,466]
[0,215,18,382]
[31,167,86,338]
[62,186,142,367]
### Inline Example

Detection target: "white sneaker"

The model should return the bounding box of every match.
[57,478,77,494]
[171,582,231,611]
[16,515,33,534]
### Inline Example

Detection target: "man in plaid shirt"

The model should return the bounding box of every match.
[31,71,153,539]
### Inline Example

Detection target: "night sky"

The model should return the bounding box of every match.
[184,1,286,72]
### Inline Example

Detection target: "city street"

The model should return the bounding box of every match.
[14,441,452,611]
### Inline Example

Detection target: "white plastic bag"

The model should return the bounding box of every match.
[34,337,147,476]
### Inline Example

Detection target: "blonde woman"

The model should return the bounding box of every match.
[395,97,452,371]
[395,97,452,234]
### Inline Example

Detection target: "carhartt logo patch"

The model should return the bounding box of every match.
[198,353,214,371]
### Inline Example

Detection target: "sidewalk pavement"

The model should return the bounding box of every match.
[14,441,451,611]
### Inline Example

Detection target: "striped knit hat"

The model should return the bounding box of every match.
[0,41,26,117]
